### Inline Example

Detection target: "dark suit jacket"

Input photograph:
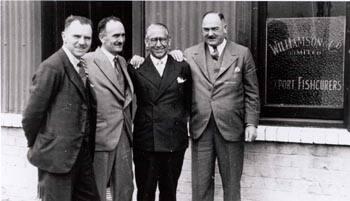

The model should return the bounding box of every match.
[128,55,192,152]
[22,48,97,173]
[84,47,135,151]
[184,41,260,141]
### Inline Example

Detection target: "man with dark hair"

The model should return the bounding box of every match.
[22,15,100,201]
[184,11,260,201]
[128,23,192,201]
[83,16,134,201]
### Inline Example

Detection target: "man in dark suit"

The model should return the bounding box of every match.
[184,12,260,201]
[22,15,100,201]
[128,23,192,201]
[83,16,134,201]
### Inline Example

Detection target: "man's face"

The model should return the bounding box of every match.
[100,20,125,55]
[145,25,170,59]
[62,20,92,58]
[202,13,227,47]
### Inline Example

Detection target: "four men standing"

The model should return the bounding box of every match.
[23,11,260,201]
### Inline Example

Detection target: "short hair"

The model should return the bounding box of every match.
[202,11,225,21]
[145,23,170,39]
[64,15,92,30]
[98,16,122,34]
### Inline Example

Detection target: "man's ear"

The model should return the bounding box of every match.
[223,24,228,34]
[99,32,105,44]
[168,38,172,48]
[144,39,149,50]
[61,31,66,44]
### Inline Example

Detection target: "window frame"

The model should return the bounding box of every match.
[254,2,349,128]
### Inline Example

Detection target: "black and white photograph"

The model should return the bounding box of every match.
[1,1,350,201]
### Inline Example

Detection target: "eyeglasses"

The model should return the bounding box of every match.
[148,37,169,46]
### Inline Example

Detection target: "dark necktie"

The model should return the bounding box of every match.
[113,56,125,93]
[211,46,219,61]
[77,59,87,87]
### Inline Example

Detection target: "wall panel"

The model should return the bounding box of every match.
[145,1,252,51]
[1,1,41,113]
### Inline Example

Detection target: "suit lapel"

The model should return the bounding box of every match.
[119,57,134,108]
[154,57,178,101]
[59,49,87,102]
[192,43,211,82]
[217,42,238,79]
[137,56,162,89]
[93,48,125,100]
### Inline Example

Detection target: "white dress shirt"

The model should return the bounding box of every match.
[208,38,227,58]
[100,46,119,69]
[150,54,168,77]
[62,46,80,73]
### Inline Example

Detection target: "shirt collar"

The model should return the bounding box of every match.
[101,46,118,66]
[62,45,80,71]
[150,54,168,66]
[208,38,227,57]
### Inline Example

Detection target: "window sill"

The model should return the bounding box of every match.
[255,125,350,146]
[2,113,349,146]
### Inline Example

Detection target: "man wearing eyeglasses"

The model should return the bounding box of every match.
[127,23,192,201]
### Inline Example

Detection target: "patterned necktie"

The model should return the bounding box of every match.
[211,46,219,61]
[113,56,125,93]
[155,60,164,76]
[77,59,87,87]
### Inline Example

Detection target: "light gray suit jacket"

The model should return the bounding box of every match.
[84,48,135,151]
[184,41,260,141]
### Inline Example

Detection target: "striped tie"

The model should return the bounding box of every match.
[211,46,219,61]
[77,59,87,86]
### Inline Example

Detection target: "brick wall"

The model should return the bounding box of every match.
[241,142,350,201]
[1,127,38,201]
[2,126,350,201]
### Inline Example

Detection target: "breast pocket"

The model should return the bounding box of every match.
[224,66,242,87]
[177,82,185,94]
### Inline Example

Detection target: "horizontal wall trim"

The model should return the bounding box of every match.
[1,113,349,146]
[1,113,22,128]
[256,125,350,146]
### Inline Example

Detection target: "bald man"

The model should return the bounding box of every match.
[184,12,260,201]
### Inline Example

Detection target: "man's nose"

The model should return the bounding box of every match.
[208,30,214,36]
[78,37,86,45]
[155,39,162,46]
[117,36,125,43]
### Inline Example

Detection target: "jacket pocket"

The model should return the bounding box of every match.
[32,132,57,154]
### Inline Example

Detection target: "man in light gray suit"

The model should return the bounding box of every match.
[184,12,260,201]
[83,16,134,201]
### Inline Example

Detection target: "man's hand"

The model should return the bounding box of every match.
[169,50,185,62]
[245,125,257,142]
[27,146,33,158]
[130,55,145,69]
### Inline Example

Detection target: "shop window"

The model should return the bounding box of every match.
[257,2,349,127]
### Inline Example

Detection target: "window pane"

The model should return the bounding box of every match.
[265,17,346,108]
[267,2,346,18]
[260,2,347,121]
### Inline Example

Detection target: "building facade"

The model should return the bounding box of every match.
[1,1,350,201]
